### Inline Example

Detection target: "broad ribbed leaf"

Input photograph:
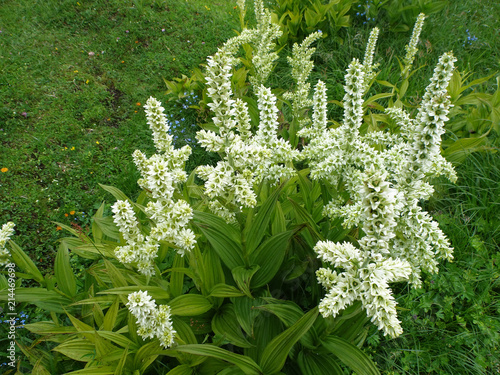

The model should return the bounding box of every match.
[194,211,245,269]
[170,294,212,316]
[53,339,97,362]
[97,286,168,300]
[102,297,120,331]
[96,331,138,350]
[232,265,260,297]
[321,335,380,375]
[9,241,44,283]
[271,202,287,236]
[250,231,293,288]
[245,185,283,254]
[166,365,194,375]
[172,317,197,345]
[55,243,77,297]
[297,350,343,375]
[99,184,130,202]
[104,260,128,288]
[443,136,489,163]
[114,344,129,375]
[232,296,264,337]
[170,254,185,298]
[93,216,121,240]
[288,198,322,241]
[172,345,261,375]
[0,288,70,313]
[212,304,253,348]
[65,367,115,374]
[259,307,318,374]
[209,284,245,298]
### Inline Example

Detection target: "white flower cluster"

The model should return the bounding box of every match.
[196,10,301,222]
[283,31,323,123]
[249,0,282,87]
[297,16,457,335]
[112,98,196,275]
[127,291,176,348]
[0,222,15,266]
[315,241,411,338]
[402,13,426,76]
[362,27,380,91]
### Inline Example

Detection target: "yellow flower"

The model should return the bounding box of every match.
[1,167,8,173]
[96,141,100,144]
[70,210,76,215]
[71,146,75,150]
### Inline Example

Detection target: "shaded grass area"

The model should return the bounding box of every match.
[0,0,238,265]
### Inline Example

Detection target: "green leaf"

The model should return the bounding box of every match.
[99,184,130,202]
[288,198,323,241]
[9,240,44,284]
[98,286,169,300]
[259,307,318,374]
[53,339,97,362]
[104,259,128,288]
[271,202,287,236]
[297,350,343,375]
[54,243,76,297]
[170,345,261,375]
[194,211,246,269]
[93,216,121,240]
[232,265,260,297]
[364,92,394,106]
[25,321,77,335]
[166,365,194,375]
[170,294,213,316]
[212,303,253,348]
[65,366,115,374]
[321,335,380,375]
[103,297,120,331]
[0,288,71,313]
[172,316,198,345]
[114,344,129,375]
[92,202,105,243]
[232,296,264,337]
[209,284,246,298]
[96,331,139,351]
[170,254,185,298]
[250,231,293,288]
[443,136,490,163]
[245,184,283,254]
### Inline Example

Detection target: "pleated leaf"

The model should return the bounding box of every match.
[170,294,213,316]
[172,345,261,375]
[321,335,380,375]
[212,304,253,348]
[259,307,318,374]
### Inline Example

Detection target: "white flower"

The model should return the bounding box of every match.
[0,222,15,266]
[127,291,176,348]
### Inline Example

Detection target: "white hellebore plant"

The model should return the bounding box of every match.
[114,0,457,341]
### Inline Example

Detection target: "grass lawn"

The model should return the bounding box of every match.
[0,0,238,266]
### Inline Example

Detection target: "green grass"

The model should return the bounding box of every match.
[0,0,238,266]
